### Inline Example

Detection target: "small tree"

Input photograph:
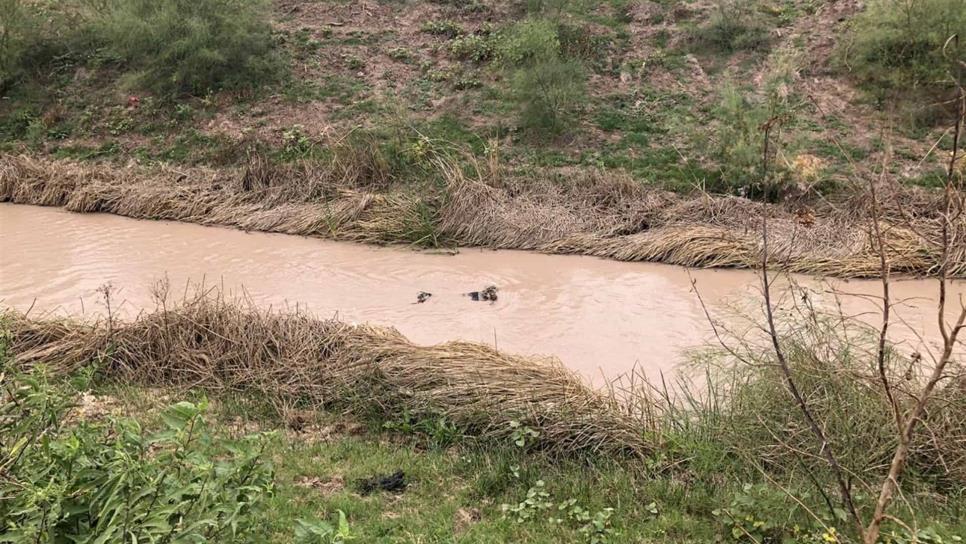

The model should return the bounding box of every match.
[498,18,588,139]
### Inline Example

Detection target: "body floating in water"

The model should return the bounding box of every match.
[414,286,498,304]
[466,285,498,302]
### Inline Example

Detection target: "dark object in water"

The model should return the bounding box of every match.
[466,285,498,302]
[355,470,407,495]
[415,291,432,304]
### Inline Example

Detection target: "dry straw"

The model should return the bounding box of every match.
[3,290,650,457]
[1,154,961,278]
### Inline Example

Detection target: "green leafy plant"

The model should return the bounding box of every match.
[447,34,494,62]
[509,420,540,448]
[505,482,618,543]
[382,410,463,448]
[0,369,276,543]
[281,124,315,160]
[502,480,554,522]
[294,511,354,544]
[554,499,617,544]
[881,526,964,544]
[420,20,464,38]
[712,483,844,543]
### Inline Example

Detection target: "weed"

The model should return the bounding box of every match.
[294,511,354,543]
[557,22,617,70]
[0,369,276,542]
[509,420,540,448]
[496,19,561,67]
[503,480,554,522]
[712,483,844,543]
[387,47,414,62]
[447,35,494,62]
[421,20,464,39]
[281,125,316,160]
[503,480,618,542]
[382,410,463,449]
[692,0,773,54]
[343,55,365,71]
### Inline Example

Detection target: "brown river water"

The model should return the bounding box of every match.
[2,203,963,383]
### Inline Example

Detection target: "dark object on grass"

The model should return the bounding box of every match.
[415,291,432,304]
[355,470,407,495]
[466,285,498,302]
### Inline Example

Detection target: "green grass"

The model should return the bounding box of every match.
[80,380,966,544]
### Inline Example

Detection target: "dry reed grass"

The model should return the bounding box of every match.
[1,291,650,457]
[610,304,966,487]
[1,154,962,277]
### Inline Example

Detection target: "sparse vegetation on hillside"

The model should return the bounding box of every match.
[691,0,773,54]
[845,0,966,95]
[3,0,962,201]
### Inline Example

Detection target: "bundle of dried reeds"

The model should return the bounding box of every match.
[2,291,650,457]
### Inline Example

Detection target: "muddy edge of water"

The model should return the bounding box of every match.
[1,203,962,383]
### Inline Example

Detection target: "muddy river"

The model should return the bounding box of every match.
[2,203,962,382]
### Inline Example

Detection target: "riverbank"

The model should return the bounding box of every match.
[6,201,964,382]
[3,154,963,278]
[3,293,966,542]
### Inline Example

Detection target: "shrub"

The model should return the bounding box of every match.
[556,22,615,69]
[0,0,31,88]
[510,57,587,137]
[420,19,464,38]
[520,0,574,17]
[693,0,772,53]
[447,34,494,62]
[496,19,561,67]
[497,19,588,138]
[89,0,281,96]
[708,87,776,197]
[844,0,966,94]
[705,86,800,200]
[0,0,78,92]
[0,369,276,542]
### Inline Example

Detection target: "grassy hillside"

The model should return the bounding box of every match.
[2,0,964,201]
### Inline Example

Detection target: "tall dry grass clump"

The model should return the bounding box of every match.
[2,289,649,457]
[0,154,435,245]
[724,314,964,486]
